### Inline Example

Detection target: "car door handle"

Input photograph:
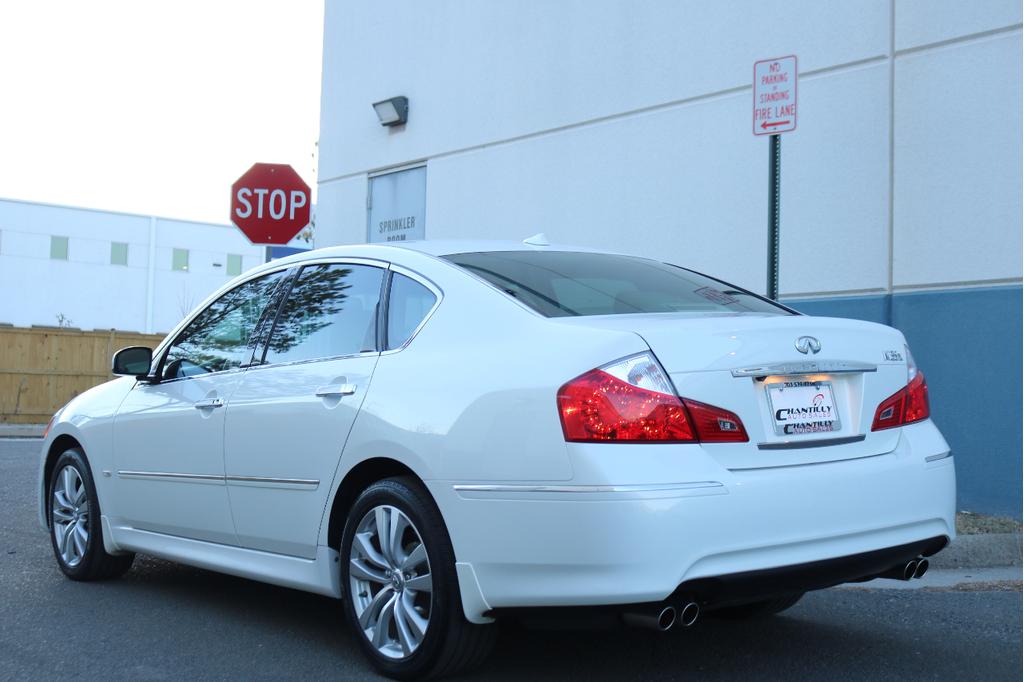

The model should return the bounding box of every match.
[315,384,357,398]
[193,398,224,410]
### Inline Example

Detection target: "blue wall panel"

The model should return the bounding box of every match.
[788,286,1022,518]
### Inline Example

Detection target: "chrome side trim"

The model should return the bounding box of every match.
[730,451,887,471]
[117,470,224,483]
[925,452,953,463]
[452,482,724,494]
[226,475,320,489]
[757,435,867,450]
[116,471,319,489]
[732,361,877,378]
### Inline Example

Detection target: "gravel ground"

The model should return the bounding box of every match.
[956,511,1022,535]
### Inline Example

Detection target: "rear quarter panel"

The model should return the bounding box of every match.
[339,255,648,484]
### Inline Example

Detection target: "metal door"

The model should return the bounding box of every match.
[367,166,426,243]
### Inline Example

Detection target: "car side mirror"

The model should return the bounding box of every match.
[112,346,153,379]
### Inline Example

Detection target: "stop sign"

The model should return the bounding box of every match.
[230,163,311,245]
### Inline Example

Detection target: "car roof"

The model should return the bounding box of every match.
[257,238,618,271]
[392,239,612,257]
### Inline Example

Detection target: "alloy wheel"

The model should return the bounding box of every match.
[52,465,89,568]
[348,505,433,659]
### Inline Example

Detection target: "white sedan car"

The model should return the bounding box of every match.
[38,240,955,679]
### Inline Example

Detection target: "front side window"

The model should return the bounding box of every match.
[263,263,383,365]
[386,273,437,349]
[161,270,288,379]
[444,251,791,317]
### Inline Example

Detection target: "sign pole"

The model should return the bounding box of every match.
[752,55,796,302]
[767,133,781,300]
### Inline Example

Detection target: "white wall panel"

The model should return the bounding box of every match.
[320,0,888,181]
[318,0,1022,296]
[896,0,1021,51]
[893,31,1023,286]
[779,63,891,295]
[314,176,368,247]
[425,90,769,293]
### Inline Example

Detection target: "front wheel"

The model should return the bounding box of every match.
[48,448,134,580]
[340,477,496,680]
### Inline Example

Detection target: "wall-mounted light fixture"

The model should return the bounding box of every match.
[372,96,409,127]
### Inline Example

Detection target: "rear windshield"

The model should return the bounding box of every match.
[444,251,791,318]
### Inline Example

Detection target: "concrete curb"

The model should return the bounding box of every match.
[931,533,1022,569]
[0,424,45,438]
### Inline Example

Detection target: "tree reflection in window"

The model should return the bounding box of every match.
[162,271,287,379]
[263,264,383,365]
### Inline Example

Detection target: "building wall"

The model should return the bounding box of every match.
[0,198,266,334]
[317,1,1022,515]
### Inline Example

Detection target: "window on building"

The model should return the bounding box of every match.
[172,248,189,272]
[111,242,128,266]
[226,254,242,276]
[50,236,69,260]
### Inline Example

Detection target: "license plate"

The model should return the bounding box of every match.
[766,380,840,436]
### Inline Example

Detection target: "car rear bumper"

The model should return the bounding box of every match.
[428,420,955,620]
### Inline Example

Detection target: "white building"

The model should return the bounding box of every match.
[315,1,1022,515]
[0,197,267,334]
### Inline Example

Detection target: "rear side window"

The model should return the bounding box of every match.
[444,251,790,317]
[386,273,437,349]
[263,263,383,365]
[162,270,288,379]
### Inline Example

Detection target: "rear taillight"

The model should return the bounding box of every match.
[872,372,930,431]
[683,399,749,443]
[557,353,747,443]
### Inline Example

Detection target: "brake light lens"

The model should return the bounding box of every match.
[683,399,749,442]
[872,371,930,431]
[557,353,747,443]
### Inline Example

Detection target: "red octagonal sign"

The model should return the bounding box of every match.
[231,163,311,245]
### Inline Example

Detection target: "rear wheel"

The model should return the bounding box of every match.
[340,477,496,680]
[48,448,134,580]
[710,592,804,620]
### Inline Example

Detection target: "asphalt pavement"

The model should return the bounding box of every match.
[2,439,1020,681]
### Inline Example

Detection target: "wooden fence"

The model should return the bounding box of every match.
[0,326,166,424]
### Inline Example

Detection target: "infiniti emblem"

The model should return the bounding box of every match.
[795,336,821,355]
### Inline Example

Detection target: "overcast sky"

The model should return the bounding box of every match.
[0,0,323,225]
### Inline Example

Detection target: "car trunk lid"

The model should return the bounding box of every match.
[552,312,909,468]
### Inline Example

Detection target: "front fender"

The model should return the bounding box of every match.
[36,377,137,530]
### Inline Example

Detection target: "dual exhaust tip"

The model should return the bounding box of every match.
[622,601,700,632]
[623,556,929,631]
[882,557,930,581]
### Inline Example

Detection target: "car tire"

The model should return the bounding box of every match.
[340,476,497,680]
[48,448,134,581]
[710,592,805,620]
